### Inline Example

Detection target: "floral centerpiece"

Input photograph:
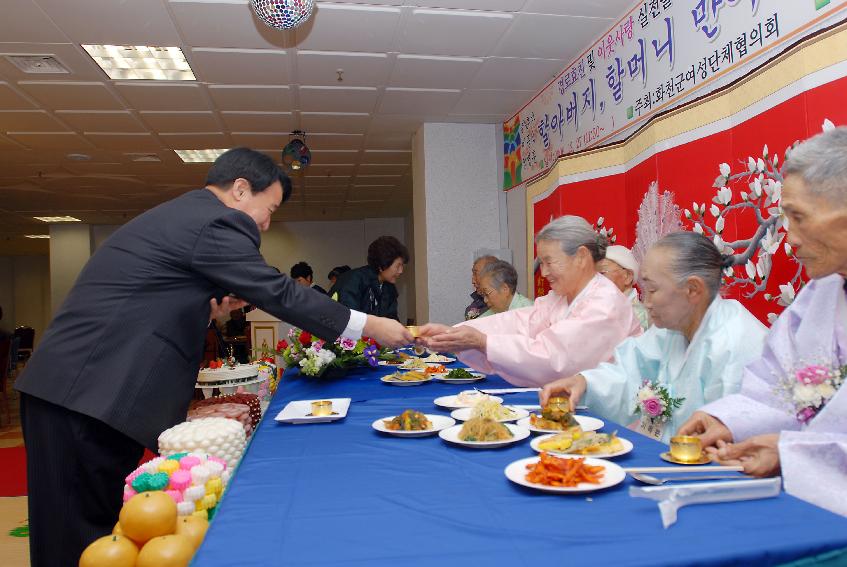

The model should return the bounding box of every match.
[274,329,396,377]
[776,363,846,424]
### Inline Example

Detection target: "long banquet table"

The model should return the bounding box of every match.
[192,362,847,566]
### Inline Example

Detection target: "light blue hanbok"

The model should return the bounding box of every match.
[581,296,768,443]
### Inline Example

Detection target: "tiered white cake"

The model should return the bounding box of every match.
[197,363,259,384]
[158,417,247,470]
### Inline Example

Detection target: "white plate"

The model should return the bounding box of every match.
[529,434,634,458]
[398,361,442,371]
[450,406,529,423]
[439,423,530,449]
[377,360,405,367]
[422,355,457,364]
[433,371,486,384]
[516,415,605,434]
[381,374,433,386]
[504,455,626,493]
[274,398,351,424]
[371,414,456,437]
[433,394,503,410]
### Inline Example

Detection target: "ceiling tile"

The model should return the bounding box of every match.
[294,4,401,53]
[406,0,526,10]
[115,83,211,111]
[169,0,294,50]
[7,131,93,149]
[0,1,67,43]
[389,55,482,89]
[159,132,231,149]
[378,88,461,115]
[522,0,633,18]
[0,43,107,82]
[296,51,390,87]
[35,0,182,45]
[139,111,221,133]
[363,132,412,150]
[0,110,66,132]
[56,111,148,133]
[299,112,370,134]
[361,150,411,164]
[0,134,22,149]
[309,150,361,164]
[17,81,124,110]
[307,164,356,177]
[357,163,408,176]
[399,9,513,57]
[494,13,609,59]
[298,86,378,113]
[190,48,290,84]
[84,132,161,150]
[470,57,565,90]
[230,132,288,149]
[0,82,35,110]
[303,133,364,151]
[451,89,535,116]
[221,112,293,132]
[206,85,291,112]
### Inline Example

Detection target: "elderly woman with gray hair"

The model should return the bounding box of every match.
[419,215,643,387]
[675,127,847,518]
[477,260,533,318]
[540,231,767,443]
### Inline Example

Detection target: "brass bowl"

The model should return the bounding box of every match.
[669,435,703,463]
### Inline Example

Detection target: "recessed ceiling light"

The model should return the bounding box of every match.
[33,216,81,223]
[81,44,195,81]
[175,149,229,163]
[24,234,50,239]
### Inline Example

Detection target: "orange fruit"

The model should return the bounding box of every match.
[118,491,177,545]
[174,515,209,550]
[112,521,122,535]
[78,534,138,567]
[136,534,196,567]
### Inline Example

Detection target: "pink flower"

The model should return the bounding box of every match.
[338,337,357,351]
[797,406,817,424]
[796,365,829,386]
[642,397,664,417]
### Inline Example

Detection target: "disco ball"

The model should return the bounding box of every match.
[251,0,315,31]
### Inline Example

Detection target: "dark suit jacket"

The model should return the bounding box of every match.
[15,189,351,449]
[333,265,399,321]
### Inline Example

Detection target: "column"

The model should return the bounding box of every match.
[49,223,92,315]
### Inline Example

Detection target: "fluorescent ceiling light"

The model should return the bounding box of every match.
[33,216,81,223]
[24,234,50,239]
[175,149,229,163]
[82,45,195,81]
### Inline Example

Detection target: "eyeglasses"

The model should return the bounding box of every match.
[480,287,498,298]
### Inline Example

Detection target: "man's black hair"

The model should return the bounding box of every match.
[206,147,292,202]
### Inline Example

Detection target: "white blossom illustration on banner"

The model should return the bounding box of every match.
[632,181,684,286]
[683,121,838,319]
[594,216,617,244]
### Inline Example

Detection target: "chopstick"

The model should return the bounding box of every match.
[623,465,745,473]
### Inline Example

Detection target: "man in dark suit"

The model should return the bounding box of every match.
[15,147,413,566]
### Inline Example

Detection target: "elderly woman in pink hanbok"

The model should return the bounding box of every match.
[678,127,847,518]
[419,215,643,387]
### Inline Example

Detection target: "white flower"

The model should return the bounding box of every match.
[773,153,779,166]
[784,243,793,256]
[599,227,608,236]
[710,204,721,217]
[817,382,836,399]
[748,156,757,172]
[767,313,779,324]
[764,293,772,301]
[717,187,732,205]
[637,388,653,401]
[693,223,704,235]
[715,216,725,233]
[751,178,762,198]
[684,208,692,219]
[713,235,733,254]
[719,162,731,177]
[777,284,796,307]
[745,260,756,280]
[756,255,771,279]
[793,384,821,405]
[597,216,604,227]
[741,191,748,201]
[762,144,769,158]
[723,267,734,277]
[759,228,783,255]
[823,118,835,132]
[757,158,765,172]
[772,181,782,203]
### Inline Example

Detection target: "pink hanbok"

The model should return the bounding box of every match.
[456,274,643,387]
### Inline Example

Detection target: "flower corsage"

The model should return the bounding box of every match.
[775,363,846,424]
[633,380,685,425]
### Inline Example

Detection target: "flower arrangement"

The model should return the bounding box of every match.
[776,363,846,425]
[633,380,685,423]
[274,329,389,377]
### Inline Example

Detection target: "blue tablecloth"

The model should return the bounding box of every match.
[192,364,847,567]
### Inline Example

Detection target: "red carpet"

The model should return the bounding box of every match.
[0,447,27,497]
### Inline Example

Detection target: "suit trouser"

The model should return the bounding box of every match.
[20,393,144,567]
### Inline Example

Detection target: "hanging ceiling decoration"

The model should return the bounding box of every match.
[251,0,315,31]
[281,131,312,172]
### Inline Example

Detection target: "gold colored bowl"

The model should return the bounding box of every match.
[669,435,703,463]
[311,400,333,417]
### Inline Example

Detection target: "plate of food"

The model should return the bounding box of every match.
[450,399,528,422]
[424,364,449,376]
[371,410,455,437]
[381,371,433,386]
[397,358,432,371]
[422,353,457,364]
[530,430,633,458]
[504,453,625,493]
[433,368,486,384]
[433,391,503,410]
[516,409,604,434]
[439,418,530,449]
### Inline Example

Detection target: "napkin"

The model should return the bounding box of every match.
[629,477,782,528]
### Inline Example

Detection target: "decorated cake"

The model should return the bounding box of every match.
[158,417,246,470]
[197,363,259,385]
[188,403,253,436]
[123,451,232,520]
[191,393,262,431]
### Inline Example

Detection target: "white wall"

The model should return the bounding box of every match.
[0,255,51,345]
[49,223,92,316]
[259,217,412,324]
[413,123,502,325]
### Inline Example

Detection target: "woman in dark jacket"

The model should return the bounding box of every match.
[333,236,409,321]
